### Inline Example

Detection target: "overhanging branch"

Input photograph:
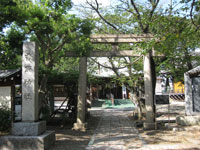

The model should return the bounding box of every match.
[86,0,121,33]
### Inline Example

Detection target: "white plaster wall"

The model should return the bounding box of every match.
[0,86,11,108]
[155,78,162,94]
[89,57,134,77]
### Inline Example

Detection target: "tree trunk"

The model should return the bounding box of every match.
[38,74,49,120]
[151,56,156,119]
[129,89,143,120]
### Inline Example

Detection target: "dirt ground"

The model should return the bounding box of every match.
[48,100,200,150]
[136,100,200,150]
[0,113,100,150]
[1,100,200,150]
[139,125,200,149]
[47,112,101,150]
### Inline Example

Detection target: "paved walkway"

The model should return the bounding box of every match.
[86,101,200,150]
[86,108,145,150]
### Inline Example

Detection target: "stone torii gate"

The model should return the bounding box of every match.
[69,34,158,131]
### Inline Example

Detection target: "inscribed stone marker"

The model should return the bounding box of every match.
[22,42,39,121]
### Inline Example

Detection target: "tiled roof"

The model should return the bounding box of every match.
[0,68,21,79]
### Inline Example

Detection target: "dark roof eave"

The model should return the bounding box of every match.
[0,68,21,80]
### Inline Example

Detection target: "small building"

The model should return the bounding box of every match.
[88,57,136,100]
[185,66,200,115]
[0,69,22,121]
[155,75,185,101]
[174,81,184,94]
[176,66,200,126]
[89,76,127,100]
[53,85,68,110]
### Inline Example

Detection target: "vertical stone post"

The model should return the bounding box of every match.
[12,42,46,136]
[22,42,39,121]
[1,42,55,150]
[184,73,193,115]
[73,57,87,131]
[143,51,156,130]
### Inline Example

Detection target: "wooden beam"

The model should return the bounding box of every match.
[190,52,200,56]
[65,50,164,57]
[65,50,141,57]
[90,34,154,43]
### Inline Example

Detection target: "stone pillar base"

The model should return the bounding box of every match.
[176,115,200,126]
[12,121,46,136]
[0,131,55,150]
[73,122,87,132]
[143,122,156,130]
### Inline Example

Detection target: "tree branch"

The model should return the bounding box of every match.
[90,57,127,70]
[190,0,200,30]
[51,34,66,52]
[86,0,121,33]
[130,0,145,32]
[90,55,143,72]
[35,33,47,64]
[149,0,160,20]
[108,57,121,76]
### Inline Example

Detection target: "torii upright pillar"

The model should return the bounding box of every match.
[73,57,87,131]
[143,50,156,130]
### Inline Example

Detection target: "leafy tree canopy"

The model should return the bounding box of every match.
[0,0,94,72]
[81,0,200,84]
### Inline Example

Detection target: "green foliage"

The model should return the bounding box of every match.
[0,0,27,69]
[0,106,11,132]
[0,0,94,118]
[84,0,199,94]
[0,0,18,31]
[88,74,109,85]
[46,70,79,85]
[39,0,72,13]
[152,15,200,81]
[0,26,25,69]
[66,18,94,56]
[1,0,94,71]
[1,0,199,87]
[53,57,79,73]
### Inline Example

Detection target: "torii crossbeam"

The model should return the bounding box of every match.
[72,34,158,131]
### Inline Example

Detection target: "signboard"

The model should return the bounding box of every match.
[155,95,169,105]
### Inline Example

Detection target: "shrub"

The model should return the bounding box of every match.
[0,106,11,132]
[39,105,50,121]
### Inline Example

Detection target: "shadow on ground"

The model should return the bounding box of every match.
[47,112,100,150]
[91,99,105,107]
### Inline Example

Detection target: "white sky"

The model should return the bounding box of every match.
[70,0,174,16]
[72,0,111,6]
[72,0,172,8]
